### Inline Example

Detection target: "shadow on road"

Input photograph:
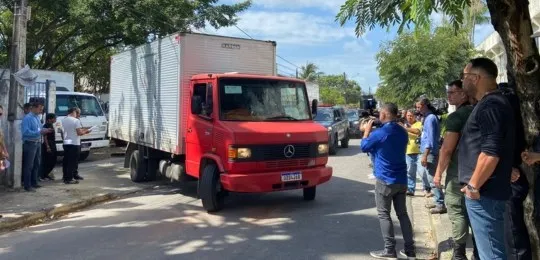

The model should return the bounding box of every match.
[0,175,431,259]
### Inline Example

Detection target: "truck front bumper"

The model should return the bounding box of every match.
[56,139,110,153]
[220,166,333,193]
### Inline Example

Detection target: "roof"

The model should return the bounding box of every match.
[56,91,97,97]
[191,73,305,83]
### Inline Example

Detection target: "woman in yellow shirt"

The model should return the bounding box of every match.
[402,110,431,196]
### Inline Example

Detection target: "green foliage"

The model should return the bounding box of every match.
[318,74,363,105]
[336,0,469,36]
[299,62,323,82]
[375,26,475,107]
[0,0,251,92]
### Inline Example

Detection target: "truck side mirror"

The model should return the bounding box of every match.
[191,96,202,115]
[311,99,318,115]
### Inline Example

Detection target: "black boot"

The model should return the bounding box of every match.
[452,242,467,260]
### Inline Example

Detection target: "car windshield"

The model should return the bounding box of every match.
[55,94,104,117]
[313,108,333,122]
[219,78,311,121]
[347,110,358,121]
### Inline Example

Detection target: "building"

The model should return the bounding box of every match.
[475,2,540,83]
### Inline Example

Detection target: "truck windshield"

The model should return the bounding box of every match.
[219,78,311,121]
[313,108,333,122]
[55,95,104,117]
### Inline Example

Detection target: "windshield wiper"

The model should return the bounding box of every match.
[265,115,299,121]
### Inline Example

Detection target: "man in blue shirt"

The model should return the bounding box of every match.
[21,102,52,192]
[361,103,415,259]
[416,98,446,214]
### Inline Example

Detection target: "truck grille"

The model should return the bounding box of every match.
[265,159,311,169]
[243,143,317,161]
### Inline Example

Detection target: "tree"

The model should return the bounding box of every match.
[299,62,323,82]
[337,0,540,256]
[0,0,251,93]
[318,74,363,105]
[375,25,475,107]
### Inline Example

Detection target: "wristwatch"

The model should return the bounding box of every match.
[466,184,479,193]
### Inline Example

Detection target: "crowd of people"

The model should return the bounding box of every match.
[0,103,92,192]
[361,57,536,260]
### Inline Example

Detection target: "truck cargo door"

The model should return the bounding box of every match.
[186,82,214,176]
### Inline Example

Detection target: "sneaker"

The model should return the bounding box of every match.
[369,250,397,259]
[24,188,36,192]
[64,180,79,184]
[32,185,42,189]
[406,191,415,196]
[74,175,84,180]
[399,249,416,259]
[430,206,447,214]
[46,176,55,181]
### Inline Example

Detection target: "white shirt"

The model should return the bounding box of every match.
[61,116,83,146]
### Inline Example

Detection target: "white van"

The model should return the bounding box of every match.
[54,91,109,160]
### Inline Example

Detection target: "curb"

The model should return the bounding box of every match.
[0,189,143,234]
[426,197,440,259]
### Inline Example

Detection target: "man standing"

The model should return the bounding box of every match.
[61,108,91,184]
[361,103,415,259]
[433,80,478,259]
[21,103,52,192]
[401,109,423,196]
[41,113,57,181]
[459,57,515,260]
[416,98,446,213]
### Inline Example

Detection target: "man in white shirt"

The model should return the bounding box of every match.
[60,107,91,184]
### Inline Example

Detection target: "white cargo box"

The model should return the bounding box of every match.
[109,32,277,154]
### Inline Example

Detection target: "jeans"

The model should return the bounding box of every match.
[62,145,80,181]
[417,154,444,206]
[466,196,507,260]
[22,140,41,190]
[374,180,415,252]
[406,154,431,193]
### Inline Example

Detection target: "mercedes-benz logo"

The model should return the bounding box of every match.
[283,145,295,158]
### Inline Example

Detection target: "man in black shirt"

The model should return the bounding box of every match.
[41,113,57,181]
[458,57,515,260]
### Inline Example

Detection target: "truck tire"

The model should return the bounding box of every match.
[303,186,316,201]
[79,151,90,161]
[329,135,338,155]
[341,133,349,148]
[199,164,225,212]
[129,150,147,183]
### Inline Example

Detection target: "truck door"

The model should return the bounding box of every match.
[186,81,215,176]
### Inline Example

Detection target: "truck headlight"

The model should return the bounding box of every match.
[228,146,252,160]
[327,126,332,131]
[318,144,329,154]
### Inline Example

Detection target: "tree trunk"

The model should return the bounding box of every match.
[487,0,540,258]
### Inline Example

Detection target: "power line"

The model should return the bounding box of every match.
[231,24,300,69]
[277,63,296,73]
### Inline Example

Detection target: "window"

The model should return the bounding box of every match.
[55,95,104,117]
[192,83,213,118]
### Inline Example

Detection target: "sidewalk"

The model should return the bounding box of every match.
[0,157,164,233]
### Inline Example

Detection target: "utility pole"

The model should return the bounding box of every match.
[7,0,29,188]
[343,72,347,88]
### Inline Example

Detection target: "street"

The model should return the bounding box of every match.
[0,140,421,259]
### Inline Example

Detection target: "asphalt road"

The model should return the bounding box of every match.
[0,140,415,260]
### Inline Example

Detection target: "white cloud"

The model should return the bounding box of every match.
[207,11,357,45]
[222,0,345,12]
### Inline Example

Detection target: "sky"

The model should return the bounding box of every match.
[201,0,495,93]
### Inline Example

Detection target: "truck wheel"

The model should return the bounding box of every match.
[303,186,316,201]
[199,164,225,212]
[129,150,147,183]
[79,151,90,161]
[329,135,338,155]
[341,133,350,148]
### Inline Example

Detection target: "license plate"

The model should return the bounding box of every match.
[81,143,91,148]
[281,172,302,182]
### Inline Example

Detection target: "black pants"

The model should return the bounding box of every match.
[62,145,80,181]
[505,168,532,260]
[41,143,57,178]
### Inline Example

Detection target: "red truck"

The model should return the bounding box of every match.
[108,33,332,212]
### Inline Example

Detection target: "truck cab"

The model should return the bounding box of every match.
[126,74,332,212]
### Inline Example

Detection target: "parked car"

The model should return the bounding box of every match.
[313,105,349,155]
[347,109,362,138]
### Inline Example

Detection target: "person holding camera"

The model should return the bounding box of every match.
[361,103,415,259]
